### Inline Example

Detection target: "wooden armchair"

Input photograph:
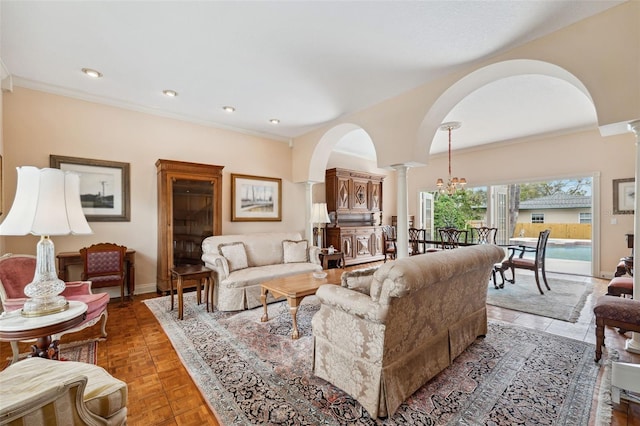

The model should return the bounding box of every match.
[502,229,551,294]
[408,228,425,255]
[438,227,468,249]
[80,243,128,304]
[471,226,497,244]
[381,225,396,262]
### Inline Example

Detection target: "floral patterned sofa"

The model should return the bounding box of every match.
[201,232,322,311]
[311,244,505,418]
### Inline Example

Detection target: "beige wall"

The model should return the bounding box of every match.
[516,209,590,225]
[2,87,311,292]
[291,3,639,278]
[292,2,640,180]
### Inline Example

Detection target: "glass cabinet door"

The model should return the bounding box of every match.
[172,179,214,267]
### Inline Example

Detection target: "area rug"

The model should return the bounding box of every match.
[487,274,593,322]
[4,338,98,367]
[144,293,604,425]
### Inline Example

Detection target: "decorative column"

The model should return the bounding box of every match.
[305,182,315,244]
[392,164,410,258]
[628,119,640,354]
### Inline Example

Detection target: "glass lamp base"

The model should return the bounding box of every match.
[21,296,69,317]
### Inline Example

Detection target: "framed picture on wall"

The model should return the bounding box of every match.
[613,177,635,215]
[50,155,131,221]
[231,173,282,221]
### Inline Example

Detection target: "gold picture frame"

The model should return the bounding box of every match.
[50,155,131,222]
[613,177,635,215]
[231,173,282,221]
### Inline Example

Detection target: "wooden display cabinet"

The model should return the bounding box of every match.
[325,168,385,266]
[156,159,223,293]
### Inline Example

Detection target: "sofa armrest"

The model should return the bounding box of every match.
[62,281,93,297]
[202,253,229,280]
[316,285,387,323]
[308,246,321,265]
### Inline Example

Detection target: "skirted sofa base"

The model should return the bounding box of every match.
[311,244,505,418]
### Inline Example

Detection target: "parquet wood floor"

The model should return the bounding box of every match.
[1,269,638,425]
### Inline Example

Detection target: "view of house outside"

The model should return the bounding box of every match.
[427,177,593,275]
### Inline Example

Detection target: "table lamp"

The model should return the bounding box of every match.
[310,202,331,248]
[0,166,93,316]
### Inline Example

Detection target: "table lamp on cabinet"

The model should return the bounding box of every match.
[0,166,93,316]
[310,202,331,248]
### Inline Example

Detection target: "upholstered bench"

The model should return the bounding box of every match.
[594,295,640,362]
[606,276,634,298]
[0,357,128,425]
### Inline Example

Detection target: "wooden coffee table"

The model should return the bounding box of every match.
[260,268,343,339]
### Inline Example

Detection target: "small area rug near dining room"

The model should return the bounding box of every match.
[3,338,98,367]
[487,273,593,322]
[144,292,606,425]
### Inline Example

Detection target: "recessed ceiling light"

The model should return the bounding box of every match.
[81,68,102,78]
[270,118,280,125]
[222,106,236,113]
[163,89,178,97]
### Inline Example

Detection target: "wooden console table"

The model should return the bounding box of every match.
[57,249,136,297]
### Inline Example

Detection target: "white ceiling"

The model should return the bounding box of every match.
[1,1,619,159]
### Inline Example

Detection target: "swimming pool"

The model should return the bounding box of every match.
[509,239,592,261]
[545,245,592,261]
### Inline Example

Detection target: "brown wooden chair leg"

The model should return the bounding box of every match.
[533,268,544,295]
[595,317,605,362]
[541,264,550,291]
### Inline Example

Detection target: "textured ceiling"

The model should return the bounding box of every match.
[1,1,619,158]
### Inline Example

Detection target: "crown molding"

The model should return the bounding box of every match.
[11,76,291,144]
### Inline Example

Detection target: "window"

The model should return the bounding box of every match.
[531,213,544,223]
[579,212,592,224]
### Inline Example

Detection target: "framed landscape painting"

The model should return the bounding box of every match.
[50,155,131,221]
[613,178,635,215]
[231,173,281,221]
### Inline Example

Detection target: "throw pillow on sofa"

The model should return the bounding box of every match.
[218,242,249,272]
[283,240,308,263]
[341,266,379,295]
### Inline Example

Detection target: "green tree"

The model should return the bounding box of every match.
[434,190,482,233]
[519,179,589,201]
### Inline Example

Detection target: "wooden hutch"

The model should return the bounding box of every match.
[325,168,385,266]
[156,159,223,293]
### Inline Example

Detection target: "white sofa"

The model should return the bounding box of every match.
[201,232,322,311]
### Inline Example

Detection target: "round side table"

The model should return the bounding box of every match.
[0,300,87,362]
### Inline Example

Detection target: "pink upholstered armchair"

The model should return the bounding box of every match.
[0,254,109,362]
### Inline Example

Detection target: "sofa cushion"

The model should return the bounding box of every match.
[283,240,308,263]
[218,242,249,272]
[0,357,127,419]
[341,266,379,295]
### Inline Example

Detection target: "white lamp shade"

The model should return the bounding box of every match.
[0,166,93,236]
[310,202,331,224]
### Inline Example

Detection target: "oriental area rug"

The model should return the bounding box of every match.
[4,338,98,367]
[487,274,593,323]
[144,293,610,425]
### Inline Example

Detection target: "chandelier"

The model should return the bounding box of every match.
[436,121,466,195]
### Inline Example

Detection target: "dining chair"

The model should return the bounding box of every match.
[381,225,397,262]
[0,253,109,363]
[408,228,425,255]
[501,229,551,294]
[438,227,468,249]
[80,243,128,305]
[471,226,498,244]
